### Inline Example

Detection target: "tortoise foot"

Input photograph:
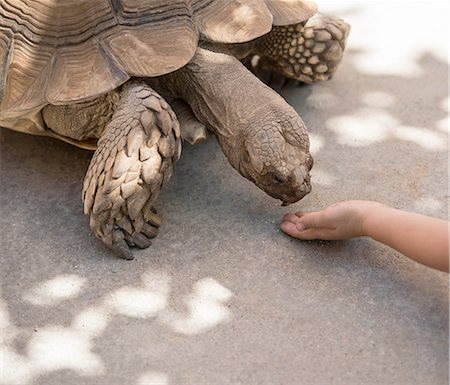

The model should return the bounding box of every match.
[103,208,160,260]
[248,13,350,87]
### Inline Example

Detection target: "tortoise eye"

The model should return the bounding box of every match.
[274,175,285,184]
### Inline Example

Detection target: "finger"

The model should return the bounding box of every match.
[294,228,332,241]
[282,212,302,224]
[281,221,334,241]
[282,210,310,223]
[280,221,304,238]
[280,221,326,240]
[296,210,328,232]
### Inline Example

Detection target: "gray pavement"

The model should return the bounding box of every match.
[1,2,448,385]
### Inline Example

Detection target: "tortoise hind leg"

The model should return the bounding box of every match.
[246,13,350,87]
[170,99,208,145]
[83,82,181,259]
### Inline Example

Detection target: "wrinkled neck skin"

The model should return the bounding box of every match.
[156,48,265,138]
[153,48,271,160]
[154,47,313,204]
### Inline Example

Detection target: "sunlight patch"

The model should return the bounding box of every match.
[136,371,169,385]
[107,287,167,319]
[322,1,449,76]
[362,92,396,108]
[306,91,338,109]
[28,326,105,376]
[308,133,324,155]
[106,271,170,318]
[23,275,86,306]
[0,295,12,330]
[352,51,422,78]
[327,109,395,146]
[436,117,449,134]
[393,126,446,151]
[327,109,446,151]
[311,168,336,186]
[439,97,449,112]
[163,278,233,335]
[0,297,34,385]
[194,277,233,302]
[72,307,109,336]
[0,347,34,385]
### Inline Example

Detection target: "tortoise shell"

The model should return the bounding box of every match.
[0,0,317,126]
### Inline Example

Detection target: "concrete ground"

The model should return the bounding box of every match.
[1,1,448,385]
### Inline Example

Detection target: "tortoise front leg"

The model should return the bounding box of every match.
[82,82,181,259]
[247,13,350,87]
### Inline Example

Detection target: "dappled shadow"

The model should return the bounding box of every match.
[1,272,233,384]
[280,47,448,215]
[1,2,448,384]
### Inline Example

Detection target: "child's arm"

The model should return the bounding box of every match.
[280,200,449,272]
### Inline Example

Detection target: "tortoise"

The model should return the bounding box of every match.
[0,0,350,259]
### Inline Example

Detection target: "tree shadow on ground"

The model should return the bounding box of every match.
[0,14,448,385]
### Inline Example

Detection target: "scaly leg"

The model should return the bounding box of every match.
[82,82,181,259]
[245,13,350,87]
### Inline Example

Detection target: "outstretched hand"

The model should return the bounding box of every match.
[280,200,385,241]
[280,200,449,272]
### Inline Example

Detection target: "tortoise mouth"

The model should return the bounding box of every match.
[254,163,313,205]
[237,145,313,204]
[280,181,312,205]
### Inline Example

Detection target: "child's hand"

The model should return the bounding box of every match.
[280,200,385,241]
[280,200,448,272]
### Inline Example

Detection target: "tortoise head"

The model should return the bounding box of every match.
[235,113,313,205]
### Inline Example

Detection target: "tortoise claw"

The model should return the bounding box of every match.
[142,223,159,239]
[146,209,161,228]
[132,232,153,249]
[107,215,160,259]
[112,230,134,260]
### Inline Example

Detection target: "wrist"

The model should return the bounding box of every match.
[359,202,389,237]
